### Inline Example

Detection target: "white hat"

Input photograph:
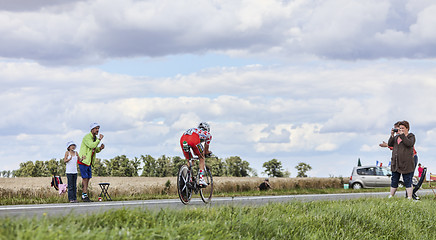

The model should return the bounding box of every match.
[66,141,76,150]
[90,122,100,131]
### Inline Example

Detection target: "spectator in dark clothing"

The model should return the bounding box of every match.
[380,121,418,169]
[388,121,415,199]
[259,178,272,191]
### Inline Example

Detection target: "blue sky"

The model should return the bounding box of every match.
[1,0,436,178]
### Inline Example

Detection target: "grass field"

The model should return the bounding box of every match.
[0,176,351,205]
[0,196,435,239]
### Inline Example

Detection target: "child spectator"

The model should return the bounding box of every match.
[64,141,84,203]
[418,163,424,178]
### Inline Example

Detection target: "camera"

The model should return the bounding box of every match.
[393,129,399,133]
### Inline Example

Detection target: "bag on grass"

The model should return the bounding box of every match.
[58,183,67,195]
[51,176,63,190]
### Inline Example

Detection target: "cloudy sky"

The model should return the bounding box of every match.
[1,0,436,177]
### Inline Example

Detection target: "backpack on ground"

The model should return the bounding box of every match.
[51,176,63,190]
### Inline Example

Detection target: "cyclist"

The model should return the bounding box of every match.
[180,122,212,186]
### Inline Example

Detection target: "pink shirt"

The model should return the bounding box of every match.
[418,166,424,178]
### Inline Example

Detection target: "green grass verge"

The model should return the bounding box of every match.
[1,196,435,239]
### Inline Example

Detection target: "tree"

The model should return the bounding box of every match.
[14,161,36,177]
[58,159,66,175]
[141,155,157,177]
[35,160,49,177]
[207,157,225,177]
[249,168,258,177]
[156,155,171,177]
[46,158,61,176]
[295,162,312,177]
[262,159,285,177]
[131,157,142,177]
[283,169,291,178]
[93,158,108,176]
[225,156,251,177]
[171,156,185,176]
[106,155,136,177]
[119,155,135,177]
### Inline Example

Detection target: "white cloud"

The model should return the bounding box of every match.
[1,0,436,65]
[360,144,379,152]
[315,143,338,152]
[2,58,436,176]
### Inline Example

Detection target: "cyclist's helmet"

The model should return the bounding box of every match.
[198,122,210,132]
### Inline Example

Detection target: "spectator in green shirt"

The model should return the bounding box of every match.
[78,123,105,202]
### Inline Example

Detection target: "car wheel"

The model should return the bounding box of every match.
[398,182,404,188]
[352,183,362,190]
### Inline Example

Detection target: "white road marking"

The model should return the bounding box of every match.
[0,190,431,215]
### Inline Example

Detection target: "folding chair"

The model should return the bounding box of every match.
[430,173,436,199]
[98,183,112,201]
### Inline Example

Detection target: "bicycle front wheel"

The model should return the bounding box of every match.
[177,165,193,205]
[199,165,213,204]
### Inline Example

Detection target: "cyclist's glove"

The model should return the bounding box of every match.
[205,152,213,158]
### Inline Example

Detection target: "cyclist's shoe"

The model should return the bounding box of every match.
[199,179,208,187]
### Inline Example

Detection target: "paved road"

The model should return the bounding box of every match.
[0,189,432,218]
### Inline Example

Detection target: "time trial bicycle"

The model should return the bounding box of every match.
[177,154,214,205]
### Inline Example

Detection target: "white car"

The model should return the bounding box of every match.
[349,165,417,189]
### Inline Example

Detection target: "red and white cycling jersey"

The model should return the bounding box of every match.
[183,128,212,145]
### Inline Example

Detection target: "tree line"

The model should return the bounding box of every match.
[4,155,255,178]
[1,156,312,178]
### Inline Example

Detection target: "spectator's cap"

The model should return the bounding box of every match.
[90,122,100,131]
[265,178,269,181]
[66,141,76,150]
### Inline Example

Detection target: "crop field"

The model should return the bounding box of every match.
[1,196,435,239]
[0,176,351,205]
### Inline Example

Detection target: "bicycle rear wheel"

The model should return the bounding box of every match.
[199,165,213,204]
[177,165,193,205]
